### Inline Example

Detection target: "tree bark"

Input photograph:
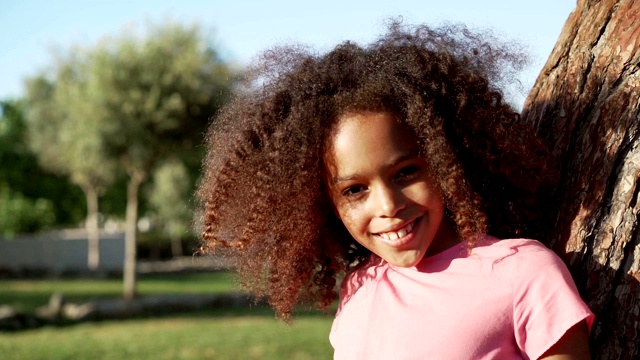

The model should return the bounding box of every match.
[123,170,145,300]
[170,234,183,258]
[81,183,100,271]
[522,1,640,359]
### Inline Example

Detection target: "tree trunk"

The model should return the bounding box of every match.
[82,183,100,271]
[149,243,161,260]
[170,234,183,258]
[522,1,640,359]
[123,170,145,300]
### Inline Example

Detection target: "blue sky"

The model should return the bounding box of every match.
[0,0,576,108]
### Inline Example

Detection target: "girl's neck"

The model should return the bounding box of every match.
[424,216,460,258]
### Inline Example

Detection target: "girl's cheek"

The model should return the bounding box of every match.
[335,202,359,222]
[339,210,365,232]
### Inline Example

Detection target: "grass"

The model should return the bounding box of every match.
[0,272,238,312]
[0,313,335,359]
[0,272,336,359]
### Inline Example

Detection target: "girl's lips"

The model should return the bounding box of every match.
[375,217,422,247]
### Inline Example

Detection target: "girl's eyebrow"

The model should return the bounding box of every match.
[330,152,419,185]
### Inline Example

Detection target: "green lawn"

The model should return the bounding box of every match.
[0,272,238,312]
[0,272,336,359]
[0,313,334,359]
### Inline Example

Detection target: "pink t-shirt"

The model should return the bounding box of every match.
[330,237,594,359]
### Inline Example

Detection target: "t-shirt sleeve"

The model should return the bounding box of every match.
[509,240,594,359]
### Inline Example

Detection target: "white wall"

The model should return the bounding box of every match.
[0,230,125,272]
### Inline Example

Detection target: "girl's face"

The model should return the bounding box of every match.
[325,112,458,267]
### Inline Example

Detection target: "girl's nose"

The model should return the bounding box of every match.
[372,184,405,218]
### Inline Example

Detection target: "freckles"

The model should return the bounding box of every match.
[337,208,359,229]
[339,202,362,223]
[337,208,353,224]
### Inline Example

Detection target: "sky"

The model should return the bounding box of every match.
[0,0,576,109]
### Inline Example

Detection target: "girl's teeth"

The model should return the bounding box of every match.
[378,221,414,240]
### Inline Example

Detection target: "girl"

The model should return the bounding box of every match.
[197,22,594,359]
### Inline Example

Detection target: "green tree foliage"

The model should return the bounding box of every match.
[0,100,83,237]
[90,22,233,170]
[0,184,55,238]
[148,159,192,257]
[26,21,235,297]
[26,60,118,192]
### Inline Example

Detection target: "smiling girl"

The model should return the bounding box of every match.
[197,22,593,359]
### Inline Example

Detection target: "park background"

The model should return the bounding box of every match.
[1,0,575,106]
[0,1,606,359]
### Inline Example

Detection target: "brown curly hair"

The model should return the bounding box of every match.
[196,22,555,319]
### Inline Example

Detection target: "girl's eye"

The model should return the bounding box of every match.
[342,185,366,197]
[395,165,420,180]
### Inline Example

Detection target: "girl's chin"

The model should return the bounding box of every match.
[383,250,425,267]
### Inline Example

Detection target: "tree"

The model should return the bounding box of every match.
[0,184,56,238]
[26,62,118,271]
[66,22,233,299]
[522,1,640,358]
[148,159,192,257]
[0,99,84,237]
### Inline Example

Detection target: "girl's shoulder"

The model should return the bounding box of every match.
[476,238,594,358]
[471,236,562,266]
[472,236,578,292]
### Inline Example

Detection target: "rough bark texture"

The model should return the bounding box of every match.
[522,0,640,358]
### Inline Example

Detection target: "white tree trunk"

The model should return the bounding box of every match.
[123,171,145,300]
[83,184,100,271]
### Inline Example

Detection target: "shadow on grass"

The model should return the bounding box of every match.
[5,303,337,333]
[0,271,237,312]
[0,270,337,332]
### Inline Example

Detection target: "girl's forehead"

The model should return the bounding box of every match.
[335,110,392,128]
[333,111,414,141]
[328,112,419,163]
[323,111,420,172]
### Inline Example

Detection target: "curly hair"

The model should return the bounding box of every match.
[196,22,555,319]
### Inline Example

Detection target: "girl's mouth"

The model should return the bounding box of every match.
[374,217,422,247]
